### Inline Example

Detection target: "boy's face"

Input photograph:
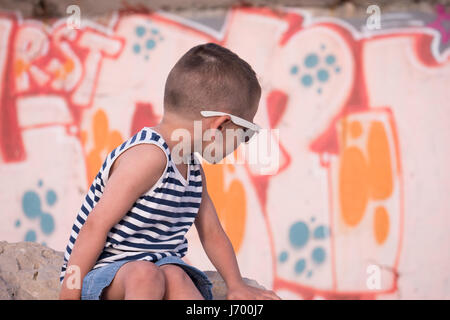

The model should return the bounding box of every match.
[201,101,260,164]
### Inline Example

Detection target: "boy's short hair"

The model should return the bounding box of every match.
[163,42,261,118]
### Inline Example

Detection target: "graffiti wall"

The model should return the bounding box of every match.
[1,5,449,299]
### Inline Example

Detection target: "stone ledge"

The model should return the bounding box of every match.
[0,241,265,300]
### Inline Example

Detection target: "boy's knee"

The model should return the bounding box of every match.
[124,261,165,287]
[160,264,191,283]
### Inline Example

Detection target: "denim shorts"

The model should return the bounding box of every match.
[81,256,213,300]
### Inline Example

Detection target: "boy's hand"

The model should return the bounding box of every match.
[226,283,282,300]
[59,286,81,300]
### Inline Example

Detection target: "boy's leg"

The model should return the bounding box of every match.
[159,264,204,300]
[101,260,166,300]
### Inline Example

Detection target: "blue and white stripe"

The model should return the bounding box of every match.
[60,127,203,284]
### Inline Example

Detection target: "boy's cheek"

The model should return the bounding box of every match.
[201,138,240,163]
[223,138,240,158]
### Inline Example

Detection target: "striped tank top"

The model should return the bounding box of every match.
[60,127,203,284]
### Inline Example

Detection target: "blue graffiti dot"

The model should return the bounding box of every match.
[304,53,319,68]
[320,44,326,50]
[307,270,313,278]
[289,221,310,249]
[25,230,37,242]
[160,36,164,41]
[133,44,141,54]
[42,242,47,247]
[312,247,326,265]
[22,191,42,219]
[279,251,288,263]
[317,69,329,82]
[38,179,43,187]
[146,39,156,50]
[311,216,316,222]
[145,55,149,60]
[290,65,299,75]
[15,219,21,227]
[40,213,55,235]
[313,225,329,239]
[325,54,336,65]
[335,66,341,73]
[317,88,322,94]
[301,74,313,87]
[136,26,146,37]
[46,189,57,206]
[295,258,306,275]
[151,28,159,34]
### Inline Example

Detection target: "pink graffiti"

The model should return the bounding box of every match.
[0,12,124,163]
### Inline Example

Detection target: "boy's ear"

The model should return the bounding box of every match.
[210,115,230,131]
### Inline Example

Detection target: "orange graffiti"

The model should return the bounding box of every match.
[84,109,123,184]
[339,146,369,226]
[374,206,390,245]
[202,161,247,253]
[14,59,28,76]
[367,121,393,200]
[338,116,394,245]
[54,59,75,80]
[350,120,362,139]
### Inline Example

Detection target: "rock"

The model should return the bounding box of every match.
[0,241,64,300]
[0,241,266,300]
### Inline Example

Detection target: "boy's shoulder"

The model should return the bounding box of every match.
[107,142,167,181]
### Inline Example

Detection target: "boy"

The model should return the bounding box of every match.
[59,42,281,300]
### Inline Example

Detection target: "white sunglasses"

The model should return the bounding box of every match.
[200,110,261,143]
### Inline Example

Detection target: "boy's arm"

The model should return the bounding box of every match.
[194,165,281,300]
[59,144,167,299]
